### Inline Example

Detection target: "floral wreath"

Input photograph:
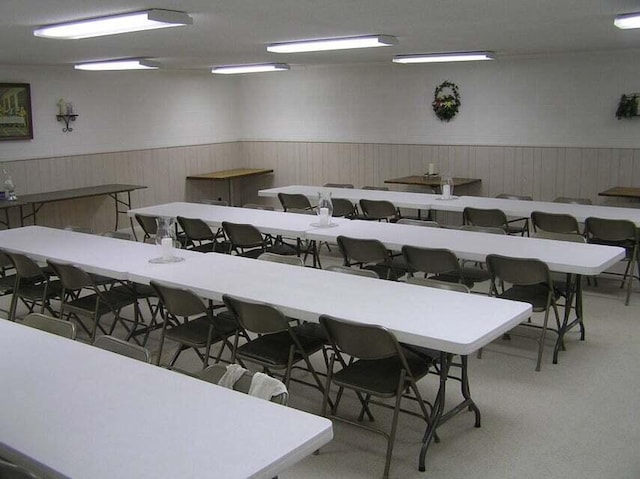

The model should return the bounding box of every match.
[432,81,461,122]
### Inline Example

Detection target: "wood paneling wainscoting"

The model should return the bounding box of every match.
[2,140,639,232]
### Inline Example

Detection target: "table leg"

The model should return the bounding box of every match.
[418,352,481,472]
[553,274,584,364]
[228,179,233,206]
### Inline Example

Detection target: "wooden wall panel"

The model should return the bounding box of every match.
[3,140,640,234]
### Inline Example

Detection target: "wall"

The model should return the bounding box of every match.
[0,65,239,161]
[239,49,640,149]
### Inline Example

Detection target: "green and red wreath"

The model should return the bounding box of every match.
[432,81,461,122]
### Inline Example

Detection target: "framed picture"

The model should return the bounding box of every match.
[0,83,33,140]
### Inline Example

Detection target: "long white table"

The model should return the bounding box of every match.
[128,201,350,238]
[0,226,532,473]
[428,195,640,226]
[259,184,439,209]
[0,319,333,479]
[259,185,640,226]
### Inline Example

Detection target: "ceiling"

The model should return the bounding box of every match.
[2,0,640,71]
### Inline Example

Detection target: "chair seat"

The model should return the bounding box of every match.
[236,330,325,367]
[18,280,62,301]
[293,322,328,341]
[166,314,238,347]
[0,274,15,294]
[497,284,551,312]
[332,352,430,396]
[66,288,135,316]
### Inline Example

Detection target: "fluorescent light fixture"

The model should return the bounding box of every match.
[267,34,397,53]
[393,51,496,64]
[614,12,640,29]
[212,63,290,74]
[34,9,193,39]
[74,59,160,71]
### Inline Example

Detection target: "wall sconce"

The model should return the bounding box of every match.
[56,98,78,132]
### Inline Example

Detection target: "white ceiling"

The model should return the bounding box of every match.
[2,0,640,71]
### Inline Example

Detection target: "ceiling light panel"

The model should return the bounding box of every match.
[212,63,290,74]
[74,59,160,71]
[614,12,640,29]
[393,51,495,64]
[34,9,193,39]
[267,35,397,53]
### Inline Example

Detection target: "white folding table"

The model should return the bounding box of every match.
[128,202,350,268]
[306,219,626,365]
[0,226,532,474]
[259,185,439,210]
[0,320,333,479]
[429,195,640,226]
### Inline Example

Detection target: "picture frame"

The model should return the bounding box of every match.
[0,83,34,140]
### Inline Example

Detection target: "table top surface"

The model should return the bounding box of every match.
[128,202,350,236]
[0,319,333,479]
[431,195,640,225]
[0,199,27,209]
[259,185,440,208]
[0,226,531,355]
[260,185,640,224]
[385,175,482,187]
[187,168,274,180]
[305,220,625,276]
[598,186,640,199]
[17,184,147,204]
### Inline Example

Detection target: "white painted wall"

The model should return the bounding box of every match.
[239,49,640,149]
[0,66,240,161]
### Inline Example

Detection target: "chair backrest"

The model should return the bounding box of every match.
[396,218,440,228]
[223,295,288,335]
[324,183,354,188]
[331,198,356,217]
[401,245,459,276]
[135,214,158,237]
[406,276,471,293]
[22,313,77,339]
[463,207,508,229]
[359,199,398,220]
[553,196,592,205]
[46,260,94,291]
[361,186,389,191]
[0,459,40,479]
[102,231,134,241]
[177,216,214,242]
[319,315,399,360]
[324,265,380,278]
[496,193,533,201]
[277,193,312,211]
[200,199,228,206]
[458,224,507,235]
[585,217,637,242]
[149,281,208,317]
[532,231,586,243]
[336,235,389,265]
[243,203,275,211]
[287,208,315,215]
[94,335,151,363]
[486,254,551,286]
[530,211,580,234]
[258,252,304,266]
[221,221,264,249]
[6,252,45,280]
[199,364,288,405]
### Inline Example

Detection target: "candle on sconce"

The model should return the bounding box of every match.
[57,98,65,116]
[442,184,451,199]
[66,102,74,115]
[428,163,435,176]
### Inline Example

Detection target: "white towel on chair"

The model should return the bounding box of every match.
[248,372,288,401]
[217,364,247,389]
